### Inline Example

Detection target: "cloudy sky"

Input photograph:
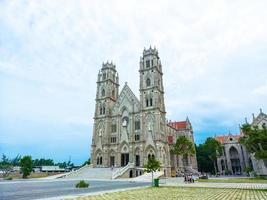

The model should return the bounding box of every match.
[0,0,266,164]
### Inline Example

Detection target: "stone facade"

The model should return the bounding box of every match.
[215,134,252,175]
[167,119,198,175]
[216,110,267,176]
[90,47,198,176]
[250,110,267,176]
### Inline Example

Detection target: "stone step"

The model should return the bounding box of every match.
[65,166,116,179]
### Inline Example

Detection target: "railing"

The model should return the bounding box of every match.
[64,164,90,178]
[112,162,134,179]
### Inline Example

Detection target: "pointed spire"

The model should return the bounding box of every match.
[252,113,255,120]
[186,116,190,122]
[260,108,263,114]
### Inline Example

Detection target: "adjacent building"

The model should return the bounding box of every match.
[216,110,267,176]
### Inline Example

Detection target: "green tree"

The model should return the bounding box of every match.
[196,144,213,173]
[33,158,54,167]
[171,136,196,158]
[0,154,13,178]
[82,158,91,167]
[204,137,223,174]
[196,137,223,174]
[240,123,267,161]
[144,157,161,186]
[20,156,33,178]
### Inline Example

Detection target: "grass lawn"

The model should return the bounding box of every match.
[197,178,267,184]
[71,187,267,200]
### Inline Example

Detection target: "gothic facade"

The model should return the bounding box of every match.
[216,110,267,176]
[90,47,197,176]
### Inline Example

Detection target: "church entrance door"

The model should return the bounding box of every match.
[121,153,129,166]
[135,155,140,166]
[110,156,115,167]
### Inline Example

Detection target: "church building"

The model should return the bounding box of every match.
[90,47,198,177]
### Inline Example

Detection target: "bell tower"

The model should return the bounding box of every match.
[139,46,165,113]
[91,61,119,167]
[95,61,119,118]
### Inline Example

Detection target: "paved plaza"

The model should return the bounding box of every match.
[69,187,267,200]
[162,178,267,190]
[0,179,149,200]
[1,177,267,200]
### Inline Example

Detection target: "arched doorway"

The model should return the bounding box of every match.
[129,170,133,178]
[229,146,241,175]
[135,148,141,167]
[120,144,129,166]
[96,150,103,167]
[221,160,225,171]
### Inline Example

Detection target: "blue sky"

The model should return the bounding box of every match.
[0,0,267,165]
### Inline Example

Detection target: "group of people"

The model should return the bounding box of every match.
[184,174,195,183]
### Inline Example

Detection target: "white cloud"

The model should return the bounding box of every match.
[0,0,267,162]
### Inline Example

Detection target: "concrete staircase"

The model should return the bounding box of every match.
[64,165,115,179]
[112,162,134,179]
[130,171,164,182]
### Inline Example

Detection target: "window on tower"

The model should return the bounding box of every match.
[146,60,150,68]
[101,89,105,97]
[150,98,153,106]
[146,78,151,87]
[146,99,149,107]
[110,136,116,143]
[111,124,117,133]
[103,73,106,80]
[112,90,115,98]
[135,134,140,141]
[135,120,140,130]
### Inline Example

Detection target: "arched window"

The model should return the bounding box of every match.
[146,78,151,87]
[103,106,106,114]
[146,99,149,107]
[112,90,115,98]
[101,89,105,97]
[103,73,106,80]
[100,156,102,165]
[100,107,103,115]
[150,98,153,106]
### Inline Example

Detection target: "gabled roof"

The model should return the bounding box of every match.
[215,135,241,144]
[252,111,267,126]
[169,121,187,130]
[112,82,140,113]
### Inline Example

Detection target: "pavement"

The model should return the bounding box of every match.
[0,179,150,200]
[2,177,267,200]
[161,177,267,190]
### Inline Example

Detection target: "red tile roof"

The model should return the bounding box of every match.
[215,135,242,144]
[168,121,187,130]
[215,136,225,144]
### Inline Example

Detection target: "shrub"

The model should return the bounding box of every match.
[4,176,13,180]
[199,175,208,179]
[75,180,89,188]
[251,171,258,178]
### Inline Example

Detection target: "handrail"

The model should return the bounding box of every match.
[112,162,134,179]
[65,164,90,177]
